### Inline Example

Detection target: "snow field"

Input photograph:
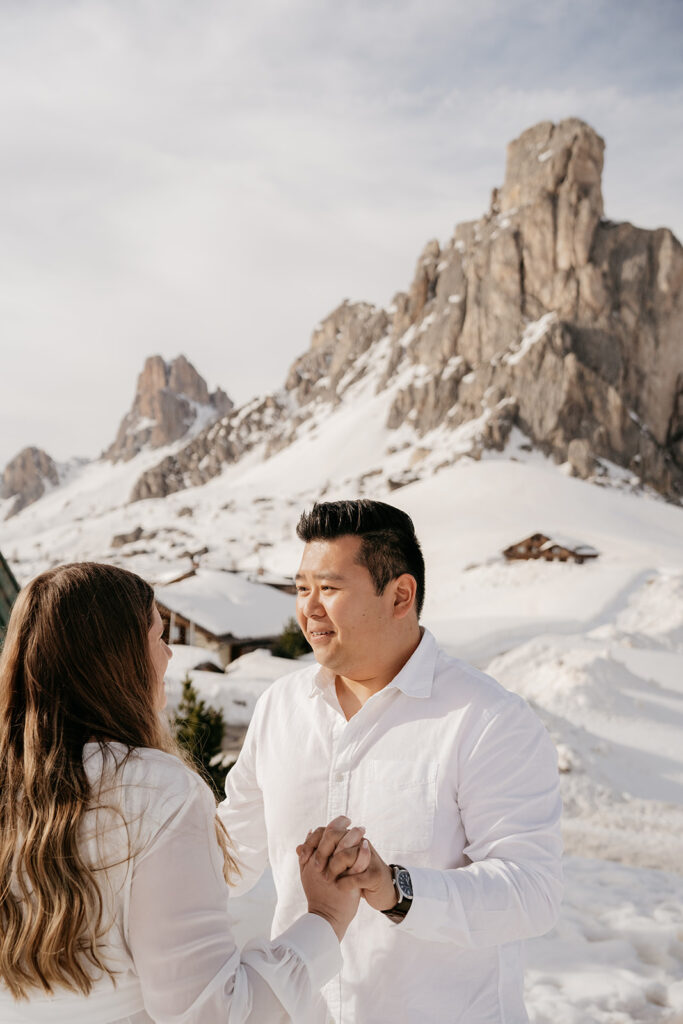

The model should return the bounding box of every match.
[525,859,683,1024]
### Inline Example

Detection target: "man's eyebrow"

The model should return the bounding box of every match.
[295,571,346,581]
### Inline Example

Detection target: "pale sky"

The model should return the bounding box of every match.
[1,0,682,472]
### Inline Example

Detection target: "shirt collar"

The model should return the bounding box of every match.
[385,627,438,699]
[308,663,336,698]
[307,627,438,700]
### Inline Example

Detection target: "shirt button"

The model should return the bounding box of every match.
[334,772,344,782]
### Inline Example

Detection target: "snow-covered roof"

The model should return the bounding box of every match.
[155,569,296,639]
[505,533,599,556]
[539,535,599,555]
[242,570,294,589]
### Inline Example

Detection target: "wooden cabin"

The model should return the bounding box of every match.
[503,533,599,565]
[155,568,296,667]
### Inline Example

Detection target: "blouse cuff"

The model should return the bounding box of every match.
[275,913,342,990]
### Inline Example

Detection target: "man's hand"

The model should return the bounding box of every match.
[338,838,397,912]
[298,824,397,913]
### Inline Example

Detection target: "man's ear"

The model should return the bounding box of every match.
[391,573,417,619]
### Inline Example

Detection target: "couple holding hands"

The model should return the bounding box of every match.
[0,499,562,1023]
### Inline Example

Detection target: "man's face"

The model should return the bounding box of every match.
[295,535,396,681]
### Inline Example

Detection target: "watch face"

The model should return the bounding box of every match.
[396,869,413,900]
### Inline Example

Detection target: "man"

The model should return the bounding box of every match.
[220,499,562,1023]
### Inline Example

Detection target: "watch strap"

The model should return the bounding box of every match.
[381,864,413,922]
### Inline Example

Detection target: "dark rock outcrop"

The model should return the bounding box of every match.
[285,301,390,406]
[129,392,287,501]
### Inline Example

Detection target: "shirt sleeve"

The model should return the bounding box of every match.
[218,702,270,897]
[399,695,563,948]
[127,772,340,1024]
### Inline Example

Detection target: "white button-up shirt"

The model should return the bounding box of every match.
[220,629,563,1024]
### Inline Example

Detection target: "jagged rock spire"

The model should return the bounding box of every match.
[1,446,59,518]
[105,354,233,462]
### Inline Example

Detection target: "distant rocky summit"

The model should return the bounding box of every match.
[105,354,233,462]
[131,118,683,504]
[1,355,232,519]
[1,446,59,518]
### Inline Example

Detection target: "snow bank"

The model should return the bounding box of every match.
[526,858,683,1023]
[165,648,299,727]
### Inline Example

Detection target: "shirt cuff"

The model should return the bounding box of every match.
[275,913,342,989]
[392,866,459,941]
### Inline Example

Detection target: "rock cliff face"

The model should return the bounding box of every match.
[380,119,683,496]
[131,118,683,503]
[105,354,233,462]
[2,447,59,517]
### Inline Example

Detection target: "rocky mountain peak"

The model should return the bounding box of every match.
[167,354,210,404]
[500,119,604,218]
[2,446,59,518]
[129,117,683,505]
[105,354,233,462]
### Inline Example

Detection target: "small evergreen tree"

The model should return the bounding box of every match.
[173,675,229,797]
[272,617,311,660]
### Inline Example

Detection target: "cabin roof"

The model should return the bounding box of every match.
[504,533,599,558]
[155,569,296,640]
[538,534,599,555]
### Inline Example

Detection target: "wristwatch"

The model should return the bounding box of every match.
[381,864,413,923]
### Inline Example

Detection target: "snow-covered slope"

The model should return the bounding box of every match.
[0,356,665,589]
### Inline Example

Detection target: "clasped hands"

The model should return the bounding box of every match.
[296,815,397,940]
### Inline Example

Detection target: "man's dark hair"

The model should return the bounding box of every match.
[296,499,425,618]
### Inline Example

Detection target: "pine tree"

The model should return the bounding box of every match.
[271,617,311,659]
[173,675,228,797]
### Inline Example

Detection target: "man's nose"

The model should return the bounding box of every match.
[301,587,323,616]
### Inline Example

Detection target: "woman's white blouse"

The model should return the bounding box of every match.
[0,743,340,1024]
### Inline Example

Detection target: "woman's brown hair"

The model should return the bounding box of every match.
[0,562,235,1000]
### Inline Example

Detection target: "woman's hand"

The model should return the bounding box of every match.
[297,815,370,941]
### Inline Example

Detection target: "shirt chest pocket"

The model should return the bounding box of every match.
[353,759,438,857]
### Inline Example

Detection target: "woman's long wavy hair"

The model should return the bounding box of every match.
[0,562,236,1000]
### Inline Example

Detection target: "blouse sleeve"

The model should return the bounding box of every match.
[126,770,340,1024]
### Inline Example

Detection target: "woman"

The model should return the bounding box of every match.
[0,562,366,1023]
